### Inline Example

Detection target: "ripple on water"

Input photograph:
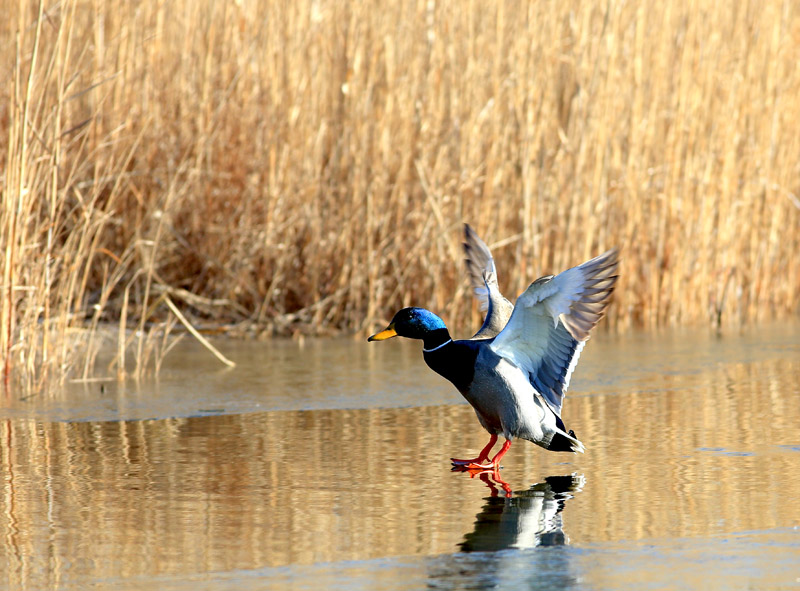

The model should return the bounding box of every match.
[0,322,799,590]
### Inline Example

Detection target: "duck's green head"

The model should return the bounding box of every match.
[368,307,447,341]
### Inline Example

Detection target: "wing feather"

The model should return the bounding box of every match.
[463,224,515,340]
[489,248,619,416]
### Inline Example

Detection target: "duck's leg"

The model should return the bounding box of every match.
[451,434,498,466]
[463,439,512,471]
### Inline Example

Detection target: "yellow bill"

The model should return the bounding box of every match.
[368,324,397,341]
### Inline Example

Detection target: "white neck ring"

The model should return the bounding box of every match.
[423,339,452,353]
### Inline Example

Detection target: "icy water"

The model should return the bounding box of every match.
[1,323,799,590]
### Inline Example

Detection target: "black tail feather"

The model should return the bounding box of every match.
[548,431,577,453]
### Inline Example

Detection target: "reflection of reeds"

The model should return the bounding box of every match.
[1,357,798,587]
[2,0,800,383]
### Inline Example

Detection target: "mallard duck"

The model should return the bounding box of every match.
[368,225,619,470]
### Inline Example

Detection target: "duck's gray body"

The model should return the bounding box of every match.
[424,339,572,451]
[469,348,553,444]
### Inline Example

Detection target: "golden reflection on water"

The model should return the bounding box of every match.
[1,356,799,589]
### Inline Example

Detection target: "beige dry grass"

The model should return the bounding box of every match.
[2,0,799,385]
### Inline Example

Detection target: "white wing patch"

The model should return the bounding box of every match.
[489,248,619,416]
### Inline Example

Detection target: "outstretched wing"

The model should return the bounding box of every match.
[463,224,515,340]
[489,248,620,416]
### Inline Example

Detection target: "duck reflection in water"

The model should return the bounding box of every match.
[426,474,584,589]
[460,473,584,552]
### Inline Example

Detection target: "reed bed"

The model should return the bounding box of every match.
[2,0,799,386]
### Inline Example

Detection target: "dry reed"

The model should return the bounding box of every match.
[2,0,799,386]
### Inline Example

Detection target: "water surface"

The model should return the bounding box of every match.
[1,323,799,590]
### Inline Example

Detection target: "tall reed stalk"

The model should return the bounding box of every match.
[1,0,799,387]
